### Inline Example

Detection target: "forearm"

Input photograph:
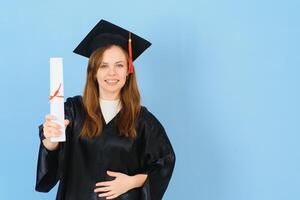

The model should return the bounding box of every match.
[131,174,148,189]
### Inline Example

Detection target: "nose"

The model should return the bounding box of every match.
[108,66,116,75]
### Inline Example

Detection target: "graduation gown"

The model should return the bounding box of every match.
[35,95,176,200]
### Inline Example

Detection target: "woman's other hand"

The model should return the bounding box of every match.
[94,171,148,199]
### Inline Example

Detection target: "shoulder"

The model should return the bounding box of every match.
[138,106,165,132]
[64,95,84,118]
[136,106,173,146]
[65,95,84,109]
[65,95,83,104]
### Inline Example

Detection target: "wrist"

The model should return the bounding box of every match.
[129,175,137,189]
[42,139,59,151]
[130,174,148,189]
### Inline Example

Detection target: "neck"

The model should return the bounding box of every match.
[99,92,120,101]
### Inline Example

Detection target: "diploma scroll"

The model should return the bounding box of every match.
[49,57,66,142]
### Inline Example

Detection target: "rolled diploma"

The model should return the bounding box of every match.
[50,57,66,142]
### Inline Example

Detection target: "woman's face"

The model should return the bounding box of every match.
[96,45,128,100]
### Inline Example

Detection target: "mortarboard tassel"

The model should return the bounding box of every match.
[128,32,134,73]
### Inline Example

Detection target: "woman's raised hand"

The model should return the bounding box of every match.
[42,114,70,151]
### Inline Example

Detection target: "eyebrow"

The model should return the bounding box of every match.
[101,61,125,65]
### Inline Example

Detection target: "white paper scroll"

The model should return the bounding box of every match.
[49,57,66,142]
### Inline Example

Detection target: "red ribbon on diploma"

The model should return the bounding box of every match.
[49,83,64,100]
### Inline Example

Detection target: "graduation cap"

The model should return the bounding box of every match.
[73,19,151,73]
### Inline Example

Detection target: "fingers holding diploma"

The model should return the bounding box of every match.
[42,114,70,151]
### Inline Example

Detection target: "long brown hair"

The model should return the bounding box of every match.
[80,45,141,139]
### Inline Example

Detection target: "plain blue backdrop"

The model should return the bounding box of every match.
[0,0,299,199]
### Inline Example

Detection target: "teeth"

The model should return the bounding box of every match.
[105,80,119,83]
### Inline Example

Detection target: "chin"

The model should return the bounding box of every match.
[103,88,122,94]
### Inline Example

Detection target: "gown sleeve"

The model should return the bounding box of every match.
[140,109,176,200]
[35,97,75,192]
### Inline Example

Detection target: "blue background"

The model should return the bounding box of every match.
[0,0,299,199]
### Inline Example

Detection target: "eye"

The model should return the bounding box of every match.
[100,64,107,68]
[117,64,124,68]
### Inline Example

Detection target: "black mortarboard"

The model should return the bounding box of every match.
[73,19,151,73]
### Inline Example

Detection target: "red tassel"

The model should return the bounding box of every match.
[128,32,134,73]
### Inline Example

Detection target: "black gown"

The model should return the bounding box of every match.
[35,95,176,200]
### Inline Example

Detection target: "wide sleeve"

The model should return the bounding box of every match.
[35,97,75,192]
[140,110,176,200]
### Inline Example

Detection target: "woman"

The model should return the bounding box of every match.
[35,19,176,200]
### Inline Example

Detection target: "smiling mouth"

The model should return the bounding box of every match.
[105,80,119,85]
